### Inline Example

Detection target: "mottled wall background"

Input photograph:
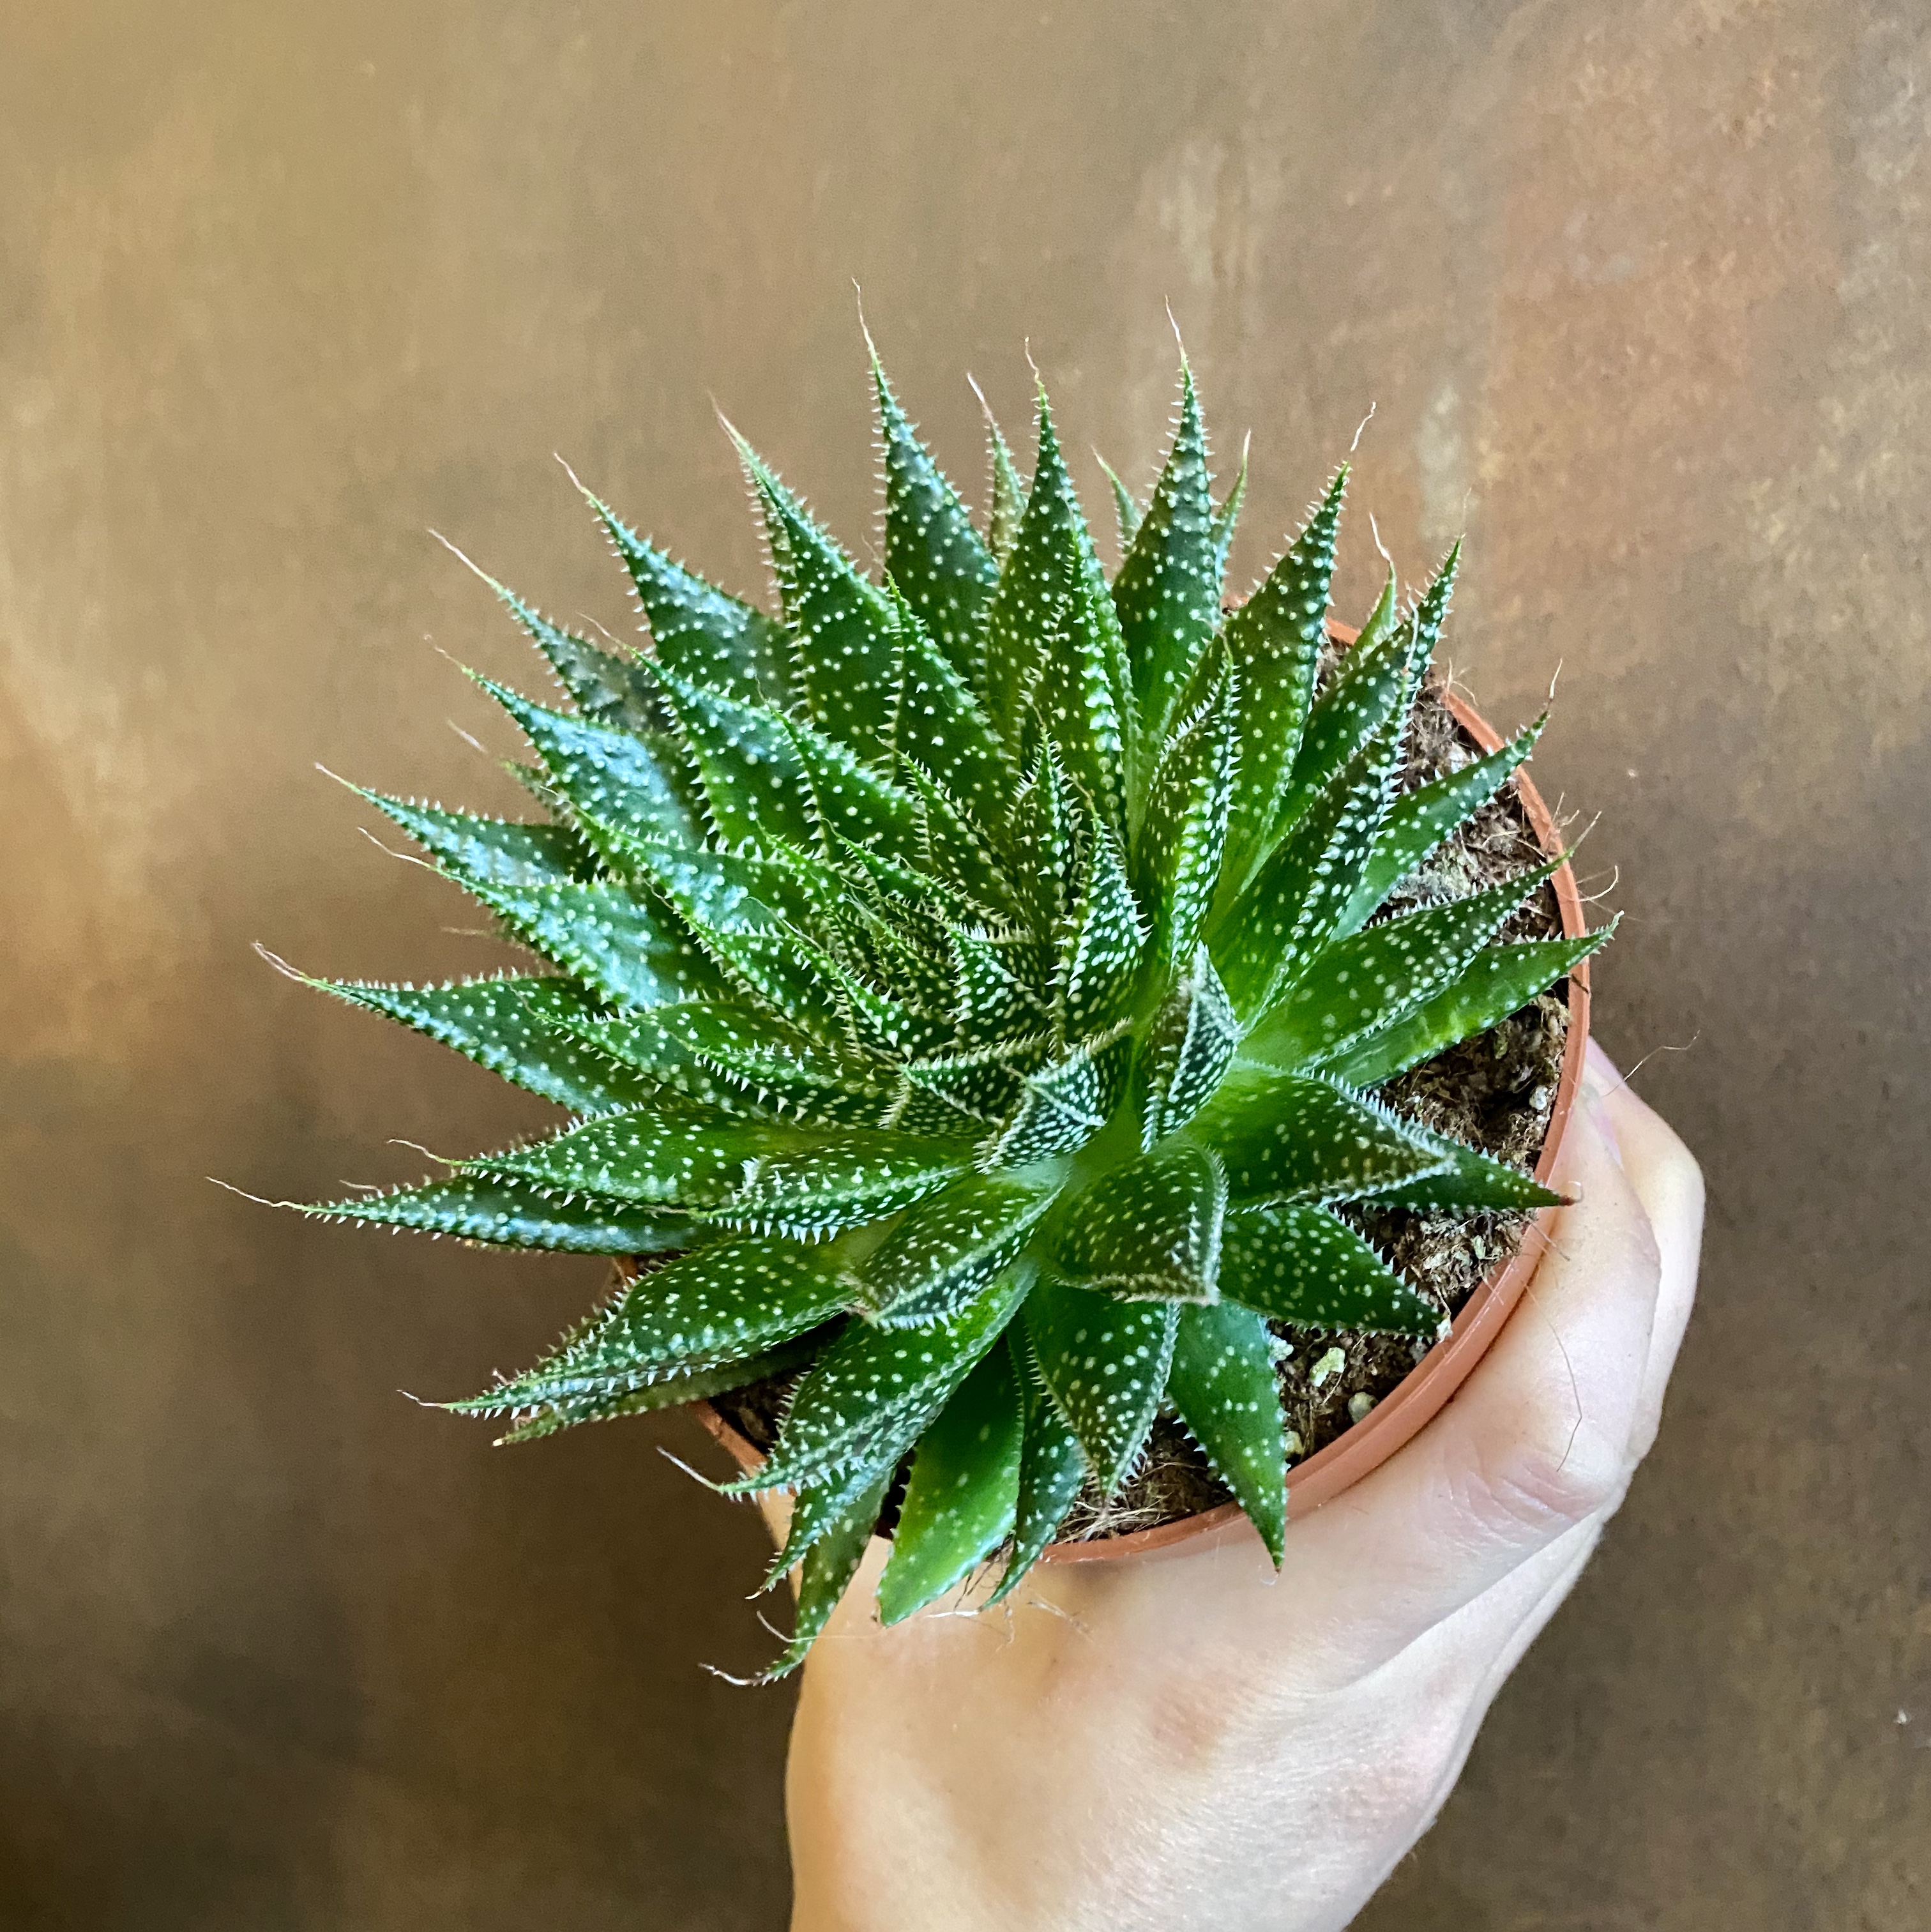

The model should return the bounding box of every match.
[4,3,1927,1926]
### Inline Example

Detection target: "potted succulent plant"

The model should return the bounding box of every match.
[284,335,1607,1678]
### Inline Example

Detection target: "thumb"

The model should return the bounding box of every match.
[1282,1087,1663,1677]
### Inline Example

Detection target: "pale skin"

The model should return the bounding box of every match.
[766,1040,1706,1932]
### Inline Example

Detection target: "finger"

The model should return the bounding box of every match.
[1283,1092,1663,1675]
[1582,1040,1704,1460]
[1404,1517,1605,1834]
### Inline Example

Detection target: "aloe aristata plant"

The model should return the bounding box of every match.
[290,340,1608,1675]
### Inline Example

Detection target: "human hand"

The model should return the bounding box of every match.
[774,1040,1704,1932]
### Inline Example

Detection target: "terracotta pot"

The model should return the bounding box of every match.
[695,668,1592,1560]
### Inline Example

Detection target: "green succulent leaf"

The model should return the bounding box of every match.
[981,388,1131,827]
[980,398,1027,568]
[622,843,842,1027]
[360,792,595,890]
[898,1040,1033,1129]
[1054,821,1146,1043]
[1218,1201,1441,1334]
[1337,716,1545,939]
[1050,1141,1226,1302]
[1166,1300,1289,1563]
[732,430,902,765]
[1263,576,1412,856]
[466,876,725,1012]
[474,676,702,856]
[498,1333,824,1445]
[1097,454,1143,550]
[1003,740,1080,930]
[987,1335,1089,1604]
[722,1132,974,1239]
[310,975,651,1115]
[1137,947,1240,1148]
[883,585,1011,833]
[458,1238,856,1414]
[1219,469,1345,882]
[1137,646,1238,973]
[471,1110,809,1210]
[731,1261,1031,1495]
[1358,1120,1564,1213]
[1212,708,1403,1023]
[654,1001,881,1107]
[837,914,964,1031]
[873,354,1000,683]
[655,835,847,949]
[894,756,1020,919]
[646,662,819,853]
[1352,557,1402,655]
[630,1000,898,1127]
[1264,546,1451,867]
[761,1463,893,1682]
[1024,1275,1178,1493]
[763,1445,901,1590]
[948,929,1052,1042]
[1333,925,1609,1090]
[842,901,957,1010]
[1209,433,1250,577]
[1043,571,1134,837]
[1405,544,1462,685]
[300,1169,700,1254]
[890,1084,1010,1143]
[558,1003,763,1117]
[877,1344,1026,1625]
[1242,858,1564,1075]
[1190,1067,1450,1205]
[785,710,927,869]
[1113,362,1220,745]
[835,837,976,929]
[979,1036,1130,1168]
[587,488,797,710]
[805,945,955,1062]
[858,1172,1063,1327]
[469,565,663,734]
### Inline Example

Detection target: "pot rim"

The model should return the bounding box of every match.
[693,669,1591,1563]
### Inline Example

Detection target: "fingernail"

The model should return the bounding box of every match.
[1580,1069,1624,1169]
[1582,1035,1622,1106]
[1589,1092,1625,1168]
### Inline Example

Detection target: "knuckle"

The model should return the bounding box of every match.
[1141,1651,1274,1770]
[1455,1413,1628,1543]
[1626,1396,1667,1468]
[1648,1135,1707,1247]
[1328,1710,1464,1841]
[1673,1137,1708,1210]
[1614,1095,1707,1235]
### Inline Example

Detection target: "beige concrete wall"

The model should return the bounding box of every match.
[4,3,1927,1924]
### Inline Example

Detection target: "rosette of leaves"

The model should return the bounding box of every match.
[290,340,1609,1677]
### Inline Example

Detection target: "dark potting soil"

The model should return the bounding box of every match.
[704,673,1573,1546]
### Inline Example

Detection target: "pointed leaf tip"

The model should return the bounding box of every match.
[1167,1300,1288,1563]
[759,1464,892,1680]
[987,1337,1087,1605]
[1218,465,1348,888]
[1050,1142,1227,1303]
[1024,1277,1177,1495]
[589,487,796,709]
[731,434,904,761]
[876,1346,1024,1625]
[980,390,1132,826]
[874,361,999,684]
[1114,359,1220,750]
